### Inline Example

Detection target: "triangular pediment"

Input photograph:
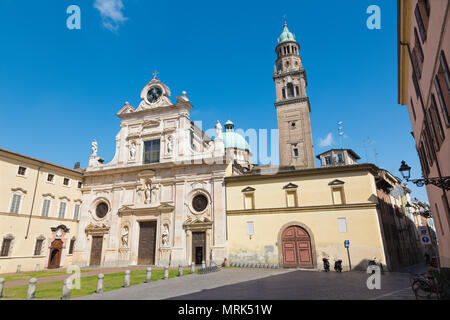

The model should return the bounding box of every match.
[241,186,255,193]
[328,179,345,185]
[283,183,298,189]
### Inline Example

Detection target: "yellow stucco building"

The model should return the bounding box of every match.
[0,148,83,274]
[225,163,413,271]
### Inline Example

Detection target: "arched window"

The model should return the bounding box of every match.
[287,83,295,98]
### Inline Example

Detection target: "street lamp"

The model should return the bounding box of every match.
[398,161,450,190]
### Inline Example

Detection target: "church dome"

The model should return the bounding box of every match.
[277,20,296,44]
[222,120,250,151]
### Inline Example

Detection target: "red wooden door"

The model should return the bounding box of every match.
[282,226,313,268]
[48,239,63,269]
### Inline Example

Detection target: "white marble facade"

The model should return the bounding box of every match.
[73,76,229,267]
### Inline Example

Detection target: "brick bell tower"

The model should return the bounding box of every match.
[273,19,315,168]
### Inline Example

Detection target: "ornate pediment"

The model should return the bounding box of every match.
[116,102,135,117]
[85,223,110,235]
[283,183,298,189]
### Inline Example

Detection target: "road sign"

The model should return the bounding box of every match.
[344,240,350,248]
[419,227,431,245]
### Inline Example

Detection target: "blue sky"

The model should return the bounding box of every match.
[0,0,427,201]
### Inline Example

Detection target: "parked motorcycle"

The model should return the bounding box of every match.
[334,259,343,272]
[322,258,330,272]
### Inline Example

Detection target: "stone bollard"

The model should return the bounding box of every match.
[145,267,152,283]
[0,278,5,298]
[163,266,169,280]
[96,274,104,294]
[26,278,37,300]
[61,279,71,300]
[35,264,40,272]
[178,265,183,277]
[16,265,21,273]
[201,261,206,269]
[123,270,131,288]
[190,264,195,274]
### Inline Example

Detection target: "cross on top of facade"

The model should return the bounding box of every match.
[152,70,159,79]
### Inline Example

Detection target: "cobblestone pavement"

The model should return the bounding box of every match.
[78,265,426,300]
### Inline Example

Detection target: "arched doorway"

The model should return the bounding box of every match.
[281,225,313,268]
[48,239,63,269]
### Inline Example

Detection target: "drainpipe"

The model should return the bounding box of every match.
[25,166,41,239]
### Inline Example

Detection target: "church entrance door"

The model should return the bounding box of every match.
[281,226,313,268]
[138,221,157,265]
[48,239,63,269]
[192,232,206,265]
[89,236,103,266]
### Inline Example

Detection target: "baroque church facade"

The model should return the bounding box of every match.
[72,75,250,267]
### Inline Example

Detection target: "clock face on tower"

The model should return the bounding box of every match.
[147,86,162,103]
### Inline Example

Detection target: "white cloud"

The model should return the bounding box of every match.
[318,132,334,147]
[94,0,127,32]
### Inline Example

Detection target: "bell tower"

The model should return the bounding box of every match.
[273,20,315,168]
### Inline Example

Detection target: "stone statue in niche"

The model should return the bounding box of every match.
[129,141,136,160]
[166,136,173,154]
[161,224,169,246]
[144,182,152,204]
[151,184,160,203]
[215,121,222,139]
[121,226,129,247]
[91,139,98,157]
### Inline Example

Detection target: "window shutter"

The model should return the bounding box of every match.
[59,202,66,219]
[10,194,21,213]
[1,239,11,257]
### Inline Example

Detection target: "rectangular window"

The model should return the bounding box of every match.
[286,190,297,207]
[34,239,43,256]
[292,146,299,158]
[410,99,417,121]
[47,174,55,182]
[439,51,450,92]
[337,218,348,233]
[69,239,76,254]
[431,94,445,141]
[426,109,439,150]
[74,204,80,220]
[143,139,160,164]
[332,187,344,205]
[246,221,255,236]
[434,75,450,127]
[17,166,27,176]
[41,199,51,217]
[411,48,422,79]
[78,181,83,189]
[244,193,254,210]
[415,4,427,43]
[337,153,345,163]
[325,156,333,165]
[9,194,22,214]
[412,69,421,98]
[63,178,70,186]
[58,202,67,219]
[1,239,12,257]
[414,29,424,62]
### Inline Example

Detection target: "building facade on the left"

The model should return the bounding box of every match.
[0,148,83,274]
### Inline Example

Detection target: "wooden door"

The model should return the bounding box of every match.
[89,236,103,266]
[138,221,157,265]
[192,232,206,265]
[48,239,63,269]
[281,226,313,268]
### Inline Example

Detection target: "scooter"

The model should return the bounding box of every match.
[368,258,377,274]
[334,259,343,272]
[322,258,330,272]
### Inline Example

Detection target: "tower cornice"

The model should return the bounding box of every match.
[274,97,311,112]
